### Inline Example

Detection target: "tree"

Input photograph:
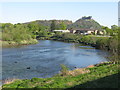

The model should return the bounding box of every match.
[59,22,67,30]
[102,26,113,36]
[111,25,118,30]
[50,20,56,32]
[103,30,107,36]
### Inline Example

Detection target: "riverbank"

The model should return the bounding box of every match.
[37,34,119,61]
[2,61,119,88]
[1,39,38,47]
[50,33,119,60]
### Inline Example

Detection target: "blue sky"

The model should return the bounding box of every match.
[1,2,118,27]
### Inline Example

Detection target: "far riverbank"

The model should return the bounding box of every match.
[1,39,38,47]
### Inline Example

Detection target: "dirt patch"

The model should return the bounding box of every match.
[3,78,19,84]
[66,82,74,86]
[67,68,90,76]
[87,65,95,68]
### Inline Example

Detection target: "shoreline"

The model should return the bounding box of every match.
[2,61,119,88]
[2,61,117,82]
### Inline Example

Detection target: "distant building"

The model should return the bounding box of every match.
[53,29,70,33]
[53,28,104,35]
[70,29,97,35]
[70,28,103,35]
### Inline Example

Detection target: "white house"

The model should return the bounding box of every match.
[53,29,70,33]
[70,29,98,35]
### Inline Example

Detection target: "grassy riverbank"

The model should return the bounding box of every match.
[1,39,38,47]
[51,33,118,53]
[2,61,119,88]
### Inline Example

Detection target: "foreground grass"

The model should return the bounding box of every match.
[2,62,119,89]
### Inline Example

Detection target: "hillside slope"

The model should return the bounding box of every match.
[67,16,102,30]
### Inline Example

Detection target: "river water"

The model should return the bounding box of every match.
[2,40,109,80]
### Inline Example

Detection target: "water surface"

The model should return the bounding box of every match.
[2,40,109,80]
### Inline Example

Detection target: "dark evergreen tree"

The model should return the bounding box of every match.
[50,20,56,32]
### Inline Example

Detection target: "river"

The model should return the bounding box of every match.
[2,40,109,80]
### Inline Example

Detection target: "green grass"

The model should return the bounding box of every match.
[2,62,119,88]
[1,39,38,47]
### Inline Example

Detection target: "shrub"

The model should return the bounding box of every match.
[96,38,109,50]
[60,64,69,76]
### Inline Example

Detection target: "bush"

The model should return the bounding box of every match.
[81,36,91,43]
[60,64,69,76]
[108,36,118,54]
[2,23,36,42]
[51,33,82,43]
[96,38,109,50]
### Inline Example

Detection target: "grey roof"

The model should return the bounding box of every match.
[72,28,96,31]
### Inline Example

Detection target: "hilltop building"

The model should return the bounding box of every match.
[82,16,92,20]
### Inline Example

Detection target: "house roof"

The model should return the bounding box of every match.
[53,30,69,31]
[71,28,96,31]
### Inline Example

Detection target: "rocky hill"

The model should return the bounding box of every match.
[24,20,72,27]
[67,16,102,30]
[24,16,102,30]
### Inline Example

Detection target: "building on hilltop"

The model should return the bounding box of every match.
[82,16,92,20]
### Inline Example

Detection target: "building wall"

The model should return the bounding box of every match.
[70,29,101,35]
[95,30,98,35]
[73,30,76,33]
[70,30,76,33]
[53,30,70,33]
[99,31,104,35]
[87,31,92,34]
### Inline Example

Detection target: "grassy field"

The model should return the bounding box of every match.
[2,61,119,89]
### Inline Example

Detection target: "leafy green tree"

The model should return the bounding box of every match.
[2,23,13,29]
[50,20,56,32]
[102,26,113,36]
[2,23,34,42]
[103,30,107,35]
[59,22,67,30]
[111,25,118,30]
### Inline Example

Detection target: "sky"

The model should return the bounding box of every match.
[0,1,118,28]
